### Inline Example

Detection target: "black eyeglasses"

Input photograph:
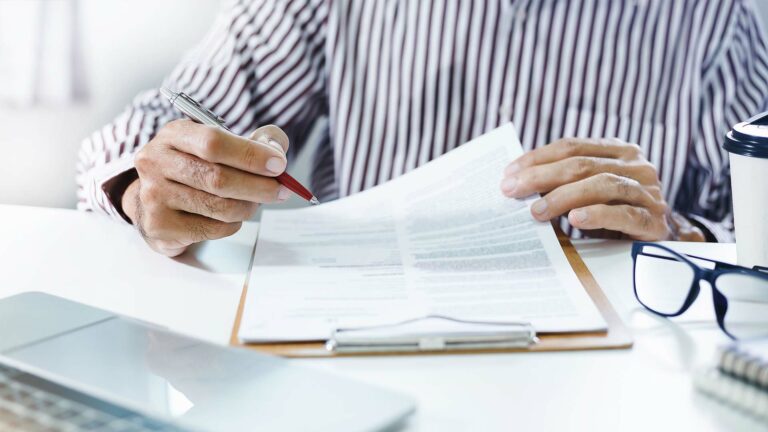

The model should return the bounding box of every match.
[631,242,768,340]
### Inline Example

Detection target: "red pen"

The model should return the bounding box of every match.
[160,87,319,205]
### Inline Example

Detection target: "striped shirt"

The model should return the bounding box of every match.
[76,0,768,242]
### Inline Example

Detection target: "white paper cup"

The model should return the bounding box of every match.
[724,112,768,268]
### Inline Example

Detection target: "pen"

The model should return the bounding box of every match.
[159,87,319,205]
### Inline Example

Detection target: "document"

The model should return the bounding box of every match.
[238,124,606,342]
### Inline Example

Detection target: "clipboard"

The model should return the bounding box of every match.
[229,229,633,357]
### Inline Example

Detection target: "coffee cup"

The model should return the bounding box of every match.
[724,112,768,268]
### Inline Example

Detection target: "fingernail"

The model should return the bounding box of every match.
[501,177,517,194]
[571,209,588,223]
[532,199,548,215]
[278,185,291,201]
[505,162,520,175]
[266,157,286,174]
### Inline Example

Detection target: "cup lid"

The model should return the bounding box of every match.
[725,111,768,158]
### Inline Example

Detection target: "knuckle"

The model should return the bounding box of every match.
[653,198,670,214]
[206,164,227,192]
[636,161,660,184]
[198,128,223,159]
[140,216,164,239]
[639,209,653,230]
[560,138,580,156]
[157,121,177,138]
[134,148,153,173]
[241,144,263,172]
[197,196,249,224]
[186,158,209,189]
[607,137,625,146]
[159,119,192,141]
[629,207,657,237]
[613,175,637,198]
[640,160,655,172]
[618,180,633,199]
[200,194,222,217]
[646,185,662,199]
[595,172,618,185]
[517,169,539,191]
[574,157,595,177]
[154,239,179,251]
[625,142,642,158]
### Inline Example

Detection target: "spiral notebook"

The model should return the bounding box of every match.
[694,339,768,420]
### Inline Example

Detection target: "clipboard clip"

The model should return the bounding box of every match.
[325,315,538,354]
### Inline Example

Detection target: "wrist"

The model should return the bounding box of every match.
[121,179,141,225]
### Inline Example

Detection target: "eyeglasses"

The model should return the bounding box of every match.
[631,242,768,340]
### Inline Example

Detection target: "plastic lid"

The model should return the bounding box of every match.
[724,111,768,158]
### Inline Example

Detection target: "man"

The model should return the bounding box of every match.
[77,0,768,256]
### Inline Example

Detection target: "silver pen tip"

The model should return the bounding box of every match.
[309,196,320,205]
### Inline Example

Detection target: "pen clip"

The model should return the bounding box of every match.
[177,92,228,127]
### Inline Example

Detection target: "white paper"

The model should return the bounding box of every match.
[239,124,606,342]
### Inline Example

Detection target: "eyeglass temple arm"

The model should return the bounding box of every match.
[636,250,767,272]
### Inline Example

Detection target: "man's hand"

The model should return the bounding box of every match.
[500,137,704,241]
[122,120,292,256]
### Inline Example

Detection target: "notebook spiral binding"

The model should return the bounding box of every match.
[719,345,768,389]
[694,367,768,421]
[692,344,768,422]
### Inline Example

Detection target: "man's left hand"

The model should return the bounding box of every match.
[500,137,703,241]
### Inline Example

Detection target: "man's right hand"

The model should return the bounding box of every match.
[121,119,291,257]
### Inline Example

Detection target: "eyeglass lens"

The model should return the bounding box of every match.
[716,273,768,339]
[635,245,695,315]
[635,244,768,339]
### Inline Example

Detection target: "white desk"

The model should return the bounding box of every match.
[0,204,763,432]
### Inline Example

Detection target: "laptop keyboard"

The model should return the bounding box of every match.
[0,363,191,432]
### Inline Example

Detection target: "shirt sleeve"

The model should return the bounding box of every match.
[674,0,768,242]
[76,0,328,222]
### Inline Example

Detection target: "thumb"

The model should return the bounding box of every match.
[248,125,289,154]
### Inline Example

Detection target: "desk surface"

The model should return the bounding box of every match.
[0,204,764,432]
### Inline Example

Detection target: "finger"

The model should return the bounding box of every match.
[568,204,669,241]
[141,209,242,248]
[161,119,287,176]
[505,137,642,175]
[159,150,289,203]
[178,212,243,244]
[529,173,664,221]
[501,156,660,198]
[163,181,260,223]
[248,124,290,153]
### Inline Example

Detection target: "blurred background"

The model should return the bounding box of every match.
[1,0,768,210]
[0,0,222,209]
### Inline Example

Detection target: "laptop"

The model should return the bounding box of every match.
[0,292,415,431]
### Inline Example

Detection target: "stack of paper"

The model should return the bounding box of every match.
[238,124,606,343]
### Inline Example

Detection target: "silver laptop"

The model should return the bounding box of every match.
[0,292,415,431]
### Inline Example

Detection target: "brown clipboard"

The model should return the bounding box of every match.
[229,229,633,357]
